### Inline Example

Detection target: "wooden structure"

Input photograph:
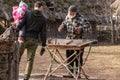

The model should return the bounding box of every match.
[44,39,97,80]
[110,0,120,42]
[110,0,120,15]
[0,27,19,80]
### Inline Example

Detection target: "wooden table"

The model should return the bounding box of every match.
[44,39,97,80]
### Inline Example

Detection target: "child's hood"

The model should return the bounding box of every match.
[19,0,28,9]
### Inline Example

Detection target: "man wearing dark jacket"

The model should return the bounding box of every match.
[17,1,47,80]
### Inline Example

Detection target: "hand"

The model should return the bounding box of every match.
[58,25,63,32]
[75,27,81,34]
[40,47,46,56]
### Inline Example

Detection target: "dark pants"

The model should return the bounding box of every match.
[66,49,84,73]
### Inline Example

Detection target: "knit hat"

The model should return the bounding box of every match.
[19,0,28,9]
[68,5,77,12]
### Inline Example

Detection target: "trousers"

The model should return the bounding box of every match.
[66,48,84,73]
[19,38,38,80]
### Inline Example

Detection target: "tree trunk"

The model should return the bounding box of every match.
[110,15,116,44]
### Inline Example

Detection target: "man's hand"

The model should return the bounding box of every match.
[58,25,63,32]
[75,27,81,34]
[40,47,46,56]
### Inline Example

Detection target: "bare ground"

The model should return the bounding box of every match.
[19,44,120,80]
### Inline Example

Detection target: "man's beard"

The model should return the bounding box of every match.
[67,13,76,19]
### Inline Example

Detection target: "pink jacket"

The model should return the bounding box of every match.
[12,6,27,24]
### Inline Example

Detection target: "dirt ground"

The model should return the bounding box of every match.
[19,44,120,80]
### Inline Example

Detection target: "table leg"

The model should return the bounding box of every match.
[56,49,65,61]
[77,50,81,79]
[44,48,57,80]
[45,48,89,80]
[50,51,78,80]
[49,50,79,80]
[44,58,52,80]
[76,49,89,80]
[49,50,78,75]
[81,68,89,79]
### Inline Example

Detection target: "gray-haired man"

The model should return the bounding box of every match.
[58,5,91,76]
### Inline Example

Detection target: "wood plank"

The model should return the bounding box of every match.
[47,39,98,49]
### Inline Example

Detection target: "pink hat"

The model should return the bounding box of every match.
[12,6,27,24]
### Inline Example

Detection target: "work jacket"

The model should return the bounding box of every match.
[17,10,47,46]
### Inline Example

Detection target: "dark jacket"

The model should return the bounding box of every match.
[17,10,47,46]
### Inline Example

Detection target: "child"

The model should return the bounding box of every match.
[12,0,28,43]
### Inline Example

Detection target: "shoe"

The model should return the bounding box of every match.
[76,72,81,78]
[77,75,81,78]
[40,47,45,56]
[63,72,73,78]
[23,74,29,80]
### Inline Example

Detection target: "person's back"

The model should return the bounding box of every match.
[17,2,46,46]
[24,9,46,39]
[17,1,47,80]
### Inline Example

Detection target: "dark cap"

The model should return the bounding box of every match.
[34,1,43,8]
[68,5,77,12]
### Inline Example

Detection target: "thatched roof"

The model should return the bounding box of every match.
[43,0,80,21]
[0,0,97,21]
[0,0,103,23]
[43,0,100,22]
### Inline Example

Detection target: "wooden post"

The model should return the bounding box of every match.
[0,42,19,80]
[110,10,116,44]
[0,24,19,80]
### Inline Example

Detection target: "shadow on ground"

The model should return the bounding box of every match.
[19,74,105,80]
